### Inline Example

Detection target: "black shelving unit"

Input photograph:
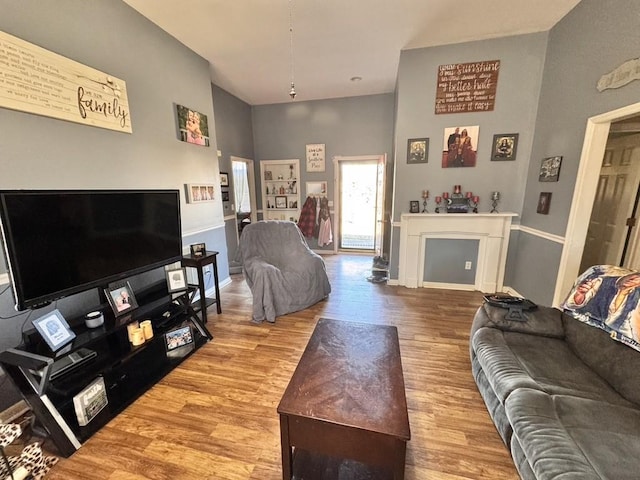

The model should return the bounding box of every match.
[0,282,212,457]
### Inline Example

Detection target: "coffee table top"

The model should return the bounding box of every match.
[278,318,410,441]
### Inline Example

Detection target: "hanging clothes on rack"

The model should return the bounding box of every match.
[297,196,317,238]
[317,196,333,247]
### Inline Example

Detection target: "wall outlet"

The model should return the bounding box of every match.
[465,261,472,270]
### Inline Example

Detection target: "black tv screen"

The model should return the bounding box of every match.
[0,190,182,310]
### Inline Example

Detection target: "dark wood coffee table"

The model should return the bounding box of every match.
[278,318,411,479]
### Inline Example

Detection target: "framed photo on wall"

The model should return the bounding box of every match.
[539,156,562,182]
[490,133,519,161]
[220,172,229,187]
[186,184,215,203]
[537,192,552,214]
[407,138,429,164]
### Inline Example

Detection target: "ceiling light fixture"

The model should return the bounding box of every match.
[288,0,296,99]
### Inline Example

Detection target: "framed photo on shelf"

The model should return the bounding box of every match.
[407,138,429,164]
[490,133,519,161]
[409,200,420,213]
[190,243,206,257]
[539,156,562,182]
[166,267,188,293]
[275,196,287,209]
[264,170,273,181]
[32,309,76,352]
[165,325,194,351]
[537,192,552,214]
[220,172,229,187]
[105,281,138,317]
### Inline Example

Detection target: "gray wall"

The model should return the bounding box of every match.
[0,0,228,408]
[212,84,255,267]
[252,94,395,251]
[511,0,640,302]
[391,33,549,283]
[424,239,478,284]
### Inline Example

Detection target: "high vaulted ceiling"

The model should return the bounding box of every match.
[123,0,582,106]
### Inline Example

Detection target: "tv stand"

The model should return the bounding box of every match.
[0,283,212,457]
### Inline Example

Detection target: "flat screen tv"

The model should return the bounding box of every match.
[0,190,182,311]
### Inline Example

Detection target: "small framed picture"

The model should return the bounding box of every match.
[32,309,76,352]
[264,170,273,181]
[407,138,429,164]
[409,200,420,213]
[539,156,562,182]
[537,192,552,214]
[491,133,518,161]
[105,281,138,317]
[220,172,229,187]
[166,267,188,293]
[221,190,230,202]
[190,243,206,257]
[165,325,194,351]
[275,196,287,209]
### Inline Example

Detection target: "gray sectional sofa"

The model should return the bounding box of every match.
[470,302,640,479]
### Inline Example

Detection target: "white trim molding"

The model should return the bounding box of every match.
[514,224,565,244]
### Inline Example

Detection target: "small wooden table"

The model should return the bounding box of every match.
[181,251,222,322]
[278,318,411,479]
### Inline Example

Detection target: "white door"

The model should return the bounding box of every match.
[580,136,640,271]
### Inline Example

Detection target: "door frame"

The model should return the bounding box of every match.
[230,156,257,237]
[334,154,386,254]
[553,101,640,305]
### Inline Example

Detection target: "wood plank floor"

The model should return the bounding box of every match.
[45,255,519,480]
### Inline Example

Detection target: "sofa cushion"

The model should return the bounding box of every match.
[473,327,631,406]
[563,312,640,407]
[506,389,640,480]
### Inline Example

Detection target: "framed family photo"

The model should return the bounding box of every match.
[537,192,552,214]
[409,200,420,213]
[105,281,138,317]
[220,172,229,187]
[186,184,215,203]
[407,138,429,164]
[190,243,206,257]
[490,133,519,161]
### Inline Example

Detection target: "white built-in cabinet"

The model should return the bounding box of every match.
[260,159,300,222]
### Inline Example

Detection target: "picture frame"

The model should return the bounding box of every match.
[186,184,215,203]
[442,125,479,168]
[105,281,139,317]
[306,143,326,172]
[539,156,562,182]
[166,267,188,293]
[490,133,519,161]
[190,243,206,257]
[537,192,552,214]
[221,190,230,202]
[165,325,194,351]
[32,309,76,352]
[220,172,229,187]
[176,104,210,147]
[409,200,420,213]
[264,170,273,181]
[407,138,429,164]
[275,196,287,209]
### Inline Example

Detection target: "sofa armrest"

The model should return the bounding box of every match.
[471,303,566,346]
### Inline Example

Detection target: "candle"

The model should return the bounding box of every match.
[466,191,472,198]
[443,192,449,199]
[454,185,461,194]
[473,196,479,203]
[422,190,429,198]
[435,196,442,203]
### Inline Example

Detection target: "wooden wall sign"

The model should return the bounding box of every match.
[0,30,132,133]
[435,60,500,115]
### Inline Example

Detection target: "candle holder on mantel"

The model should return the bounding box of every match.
[439,185,478,213]
[490,191,501,213]
[421,190,429,213]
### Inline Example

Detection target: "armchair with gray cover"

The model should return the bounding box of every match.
[236,220,331,323]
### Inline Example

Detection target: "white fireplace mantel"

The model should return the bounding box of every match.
[398,213,517,292]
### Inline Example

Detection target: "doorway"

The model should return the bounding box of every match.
[335,155,386,254]
[554,103,640,305]
[579,129,640,272]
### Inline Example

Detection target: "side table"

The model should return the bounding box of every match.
[182,250,222,322]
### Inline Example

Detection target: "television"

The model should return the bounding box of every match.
[0,190,183,311]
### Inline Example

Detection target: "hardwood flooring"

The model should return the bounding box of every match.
[45,255,519,480]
